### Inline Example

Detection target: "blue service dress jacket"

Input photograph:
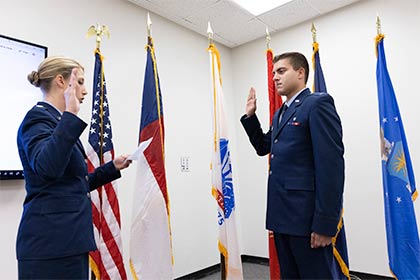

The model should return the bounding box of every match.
[240,89,345,237]
[16,101,121,260]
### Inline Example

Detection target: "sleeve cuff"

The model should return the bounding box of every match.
[55,112,87,142]
[311,213,340,236]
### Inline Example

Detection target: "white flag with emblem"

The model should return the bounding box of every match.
[208,42,243,280]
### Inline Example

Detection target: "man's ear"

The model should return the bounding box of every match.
[297,67,305,81]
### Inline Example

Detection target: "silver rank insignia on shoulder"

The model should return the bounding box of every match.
[36,105,44,108]
[295,99,300,103]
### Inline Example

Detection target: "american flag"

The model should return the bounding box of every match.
[86,49,127,279]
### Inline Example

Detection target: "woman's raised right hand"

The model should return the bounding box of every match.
[64,68,81,115]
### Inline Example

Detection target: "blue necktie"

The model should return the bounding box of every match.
[278,104,288,125]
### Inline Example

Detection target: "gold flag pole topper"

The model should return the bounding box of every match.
[311,22,317,43]
[376,15,382,35]
[147,12,152,38]
[86,23,110,50]
[265,27,271,50]
[207,22,214,45]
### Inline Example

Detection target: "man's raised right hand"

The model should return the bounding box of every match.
[246,87,257,117]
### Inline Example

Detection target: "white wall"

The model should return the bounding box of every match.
[232,0,420,277]
[1,0,420,278]
[0,0,235,278]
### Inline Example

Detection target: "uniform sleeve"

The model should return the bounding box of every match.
[20,111,87,181]
[88,161,121,191]
[240,114,271,156]
[309,94,345,236]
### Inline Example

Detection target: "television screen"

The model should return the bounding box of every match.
[0,35,47,180]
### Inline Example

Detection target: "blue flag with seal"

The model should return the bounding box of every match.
[375,33,420,278]
[312,40,350,279]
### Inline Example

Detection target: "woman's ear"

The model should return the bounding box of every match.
[54,74,66,89]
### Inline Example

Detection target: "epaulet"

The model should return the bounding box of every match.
[312,92,328,96]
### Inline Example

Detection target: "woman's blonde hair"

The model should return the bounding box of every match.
[27,56,84,92]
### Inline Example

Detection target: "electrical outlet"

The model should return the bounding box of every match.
[180,156,190,172]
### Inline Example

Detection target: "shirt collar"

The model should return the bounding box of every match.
[285,87,307,107]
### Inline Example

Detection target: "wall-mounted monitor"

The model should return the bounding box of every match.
[0,34,47,180]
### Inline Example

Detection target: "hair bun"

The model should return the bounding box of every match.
[27,71,40,87]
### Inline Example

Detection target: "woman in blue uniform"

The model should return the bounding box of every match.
[16,56,131,279]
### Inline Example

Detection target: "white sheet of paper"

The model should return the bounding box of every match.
[127,138,153,161]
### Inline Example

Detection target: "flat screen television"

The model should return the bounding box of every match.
[0,34,47,180]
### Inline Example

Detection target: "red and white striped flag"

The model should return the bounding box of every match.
[87,49,127,279]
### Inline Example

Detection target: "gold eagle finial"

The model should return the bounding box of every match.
[86,23,110,49]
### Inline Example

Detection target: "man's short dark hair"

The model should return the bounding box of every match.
[273,52,309,83]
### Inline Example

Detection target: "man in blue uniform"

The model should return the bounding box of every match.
[240,52,345,279]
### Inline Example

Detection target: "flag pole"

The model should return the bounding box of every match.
[207,21,226,280]
[86,23,110,280]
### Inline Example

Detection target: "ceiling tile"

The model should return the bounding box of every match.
[183,0,257,47]
[257,0,319,32]
[305,0,362,14]
[147,0,219,19]
[217,17,268,47]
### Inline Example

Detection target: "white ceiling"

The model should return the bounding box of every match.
[126,0,363,48]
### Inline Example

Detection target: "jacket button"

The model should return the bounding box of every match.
[87,192,91,199]
[269,170,272,175]
[274,139,278,144]
[271,154,274,159]
[85,175,89,182]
